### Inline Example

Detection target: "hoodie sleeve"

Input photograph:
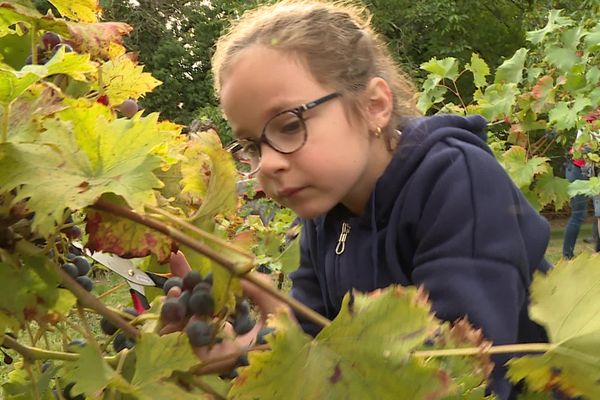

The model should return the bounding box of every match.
[407,137,549,399]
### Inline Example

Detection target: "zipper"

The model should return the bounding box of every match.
[335,222,351,255]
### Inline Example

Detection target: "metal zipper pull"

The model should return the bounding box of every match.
[335,222,351,255]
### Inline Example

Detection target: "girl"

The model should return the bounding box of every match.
[170,1,551,398]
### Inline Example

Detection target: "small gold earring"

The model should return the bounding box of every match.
[374,126,382,138]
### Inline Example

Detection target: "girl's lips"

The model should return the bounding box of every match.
[277,187,305,198]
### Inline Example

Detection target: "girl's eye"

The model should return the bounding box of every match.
[280,119,303,135]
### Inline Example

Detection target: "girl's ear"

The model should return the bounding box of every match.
[364,77,393,131]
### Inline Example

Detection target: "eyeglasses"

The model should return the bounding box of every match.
[226,92,340,176]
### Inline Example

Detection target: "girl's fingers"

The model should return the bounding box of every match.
[169,251,191,277]
[241,272,291,321]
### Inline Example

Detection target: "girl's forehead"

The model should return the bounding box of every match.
[220,47,327,129]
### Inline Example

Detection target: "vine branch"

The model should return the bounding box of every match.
[93,199,331,329]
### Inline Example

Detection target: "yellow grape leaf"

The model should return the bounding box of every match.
[101,54,161,104]
[0,2,69,38]
[0,105,180,236]
[48,0,99,23]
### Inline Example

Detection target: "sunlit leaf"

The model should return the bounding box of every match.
[0,2,69,38]
[544,47,580,72]
[548,97,592,131]
[0,109,177,236]
[48,0,99,23]
[61,344,118,396]
[473,83,519,121]
[465,53,489,88]
[101,54,161,104]
[420,57,459,81]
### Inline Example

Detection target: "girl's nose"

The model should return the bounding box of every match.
[258,143,289,176]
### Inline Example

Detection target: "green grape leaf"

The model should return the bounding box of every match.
[86,206,174,262]
[131,332,198,386]
[48,0,99,23]
[584,22,600,51]
[548,97,592,131]
[231,287,453,400]
[534,172,570,210]
[67,21,132,60]
[0,109,177,236]
[0,67,43,105]
[0,255,59,325]
[473,83,518,121]
[499,146,550,189]
[134,381,208,400]
[61,344,119,396]
[420,57,459,81]
[568,176,600,197]
[43,46,96,80]
[8,85,66,142]
[100,54,161,104]
[0,2,69,38]
[465,53,490,88]
[507,254,600,397]
[275,235,300,273]
[494,48,528,84]
[544,47,580,72]
[526,10,573,45]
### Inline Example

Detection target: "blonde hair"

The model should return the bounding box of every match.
[212,0,419,149]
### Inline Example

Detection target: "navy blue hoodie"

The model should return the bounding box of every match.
[289,114,550,399]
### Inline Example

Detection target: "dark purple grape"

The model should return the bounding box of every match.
[75,275,93,291]
[202,272,213,285]
[113,332,135,352]
[185,320,213,347]
[192,282,211,293]
[182,271,203,291]
[160,298,185,323]
[162,276,183,295]
[220,368,238,380]
[61,263,78,279]
[3,354,13,364]
[41,360,52,373]
[118,99,139,118]
[188,288,214,317]
[256,326,275,345]
[63,382,84,400]
[42,32,61,49]
[177,291,191,316]
[62,225,81,240]
[232,313,256,335]
[235,299,251,316]
[100,317,118,336]
[72,256,90,276]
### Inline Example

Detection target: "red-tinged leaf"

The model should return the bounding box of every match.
[66,21,132,60]
[86,206,175,262]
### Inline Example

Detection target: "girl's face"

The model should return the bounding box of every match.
[220,46,390,218]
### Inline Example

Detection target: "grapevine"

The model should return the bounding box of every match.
[2,2,600,400]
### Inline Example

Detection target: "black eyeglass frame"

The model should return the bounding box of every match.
[226,92,341,174]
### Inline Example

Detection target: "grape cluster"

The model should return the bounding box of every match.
[59,246,93,292]
[160,271,257,347]
[99,307,138,353]
[26,31,74,65]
